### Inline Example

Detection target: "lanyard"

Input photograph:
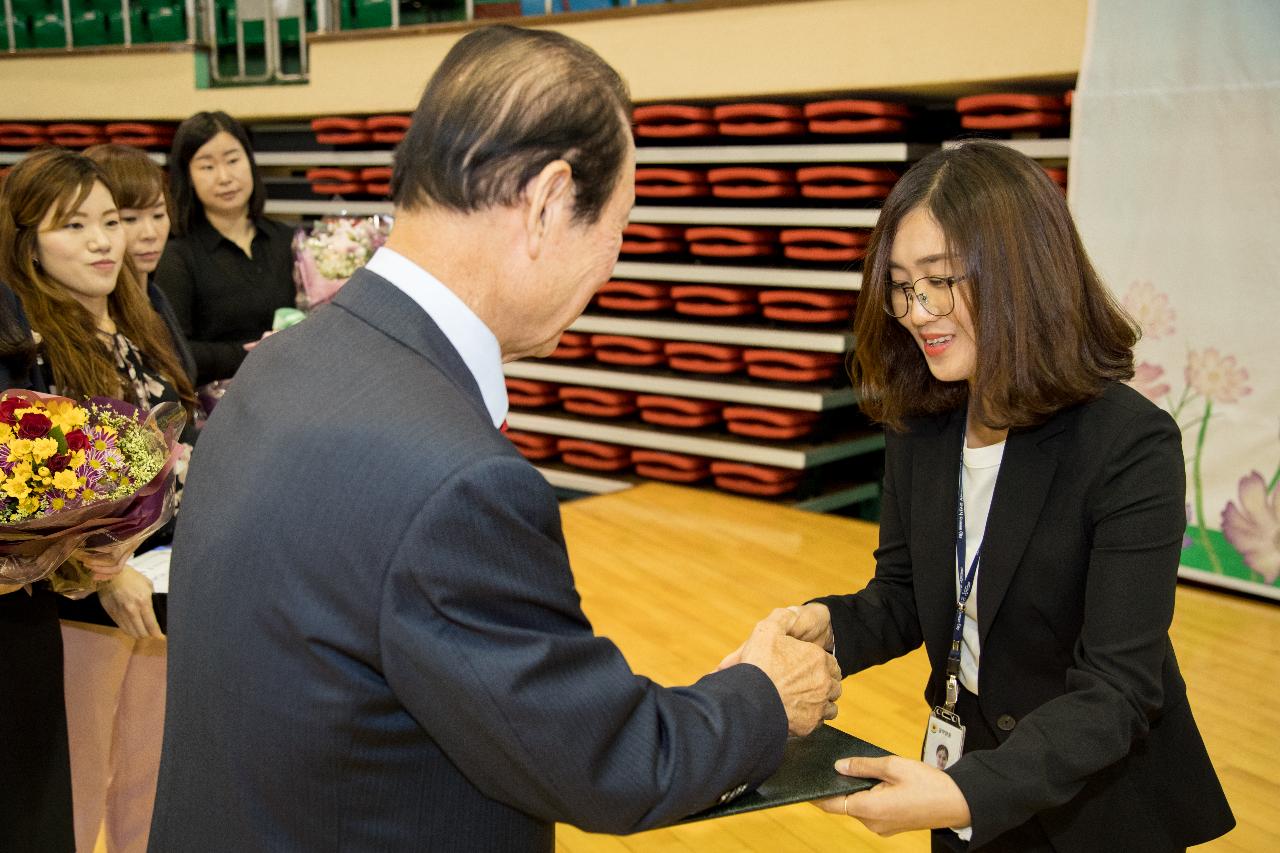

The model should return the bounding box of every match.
[945,444,982,714]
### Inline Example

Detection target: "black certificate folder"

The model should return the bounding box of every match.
[678,725,891,824]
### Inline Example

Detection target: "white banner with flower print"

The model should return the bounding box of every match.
[1070,0,1280,600]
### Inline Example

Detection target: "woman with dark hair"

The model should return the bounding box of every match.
[729,141,1233,851]
[0,281,75,853]
[48,142,195,853]
[153,111,295,384]
[0,147,198,853]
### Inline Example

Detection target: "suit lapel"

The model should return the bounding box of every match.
[976,412,1067,647]
[330,269,492,425]
[911,409,966,660]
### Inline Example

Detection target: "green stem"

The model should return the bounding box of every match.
[1193,399,1225,575]
[1268,464,1280,495]
[1169,385,1194,421]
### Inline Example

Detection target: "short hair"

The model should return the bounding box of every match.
[84,143,168,211]
[852,140,1138,431]
[167,111,265,236]
[391,25,632,225]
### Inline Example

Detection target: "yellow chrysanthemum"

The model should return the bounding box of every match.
[10,460,33,480]
[29,437,58,461]
[52,469,81,491]
[17,495,39,515]
[69,450,86,469]
[45,399,88,433]
[0,423,11,442]
[2,475,31,500]
[7,438,32,458]
[50,497,65,511]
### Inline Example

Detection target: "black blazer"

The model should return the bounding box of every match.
[817,383,1233,851]
[149,270,788,852]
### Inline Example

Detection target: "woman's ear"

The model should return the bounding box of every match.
[522,159,574,260]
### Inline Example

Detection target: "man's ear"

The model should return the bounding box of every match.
[523,159,574,259]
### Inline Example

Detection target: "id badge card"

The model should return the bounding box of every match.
[923,707,965,770]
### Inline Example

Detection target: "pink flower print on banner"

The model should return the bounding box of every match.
[1221,472,1280,584]
[1185,348,1251,405]
[1129,362,1171,403]
[1122,280,1176,339]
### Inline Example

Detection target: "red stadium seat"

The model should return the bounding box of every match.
[685,226,777,259]
[595,280,673,313]
[663,341,745,375]
[558,386,637,418]
[670,284,758,318]
[590,335,666,367]
[710,461,802,497]
[742,349,843,382]
[713,103,806,138]
[803,99,912,136]
[632,449,709,483]
[635,395,723,429]
[633,105,717,139]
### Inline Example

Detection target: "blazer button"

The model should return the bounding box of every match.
[996,714,1017,732]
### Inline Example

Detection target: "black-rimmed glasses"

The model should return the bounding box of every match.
[882,275,966,318]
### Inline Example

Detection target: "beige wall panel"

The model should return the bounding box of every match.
[0,0,1085,121]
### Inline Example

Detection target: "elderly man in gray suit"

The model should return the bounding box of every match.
[149,25,841,853]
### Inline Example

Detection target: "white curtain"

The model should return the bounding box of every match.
[1071,0,1280,600]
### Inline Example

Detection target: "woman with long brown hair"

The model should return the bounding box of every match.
[0,146,197,853]
[730,141,1233,851]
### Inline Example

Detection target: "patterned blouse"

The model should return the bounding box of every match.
[41,329,197,512]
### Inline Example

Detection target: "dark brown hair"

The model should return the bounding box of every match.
[853,140,1138,431]
[391,25,632,224]
[0,147,196,412]
[84,143,169,211]
[167,111,264,236]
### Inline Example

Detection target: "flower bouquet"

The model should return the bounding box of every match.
[0,390,187,597]
[293,215,392,310]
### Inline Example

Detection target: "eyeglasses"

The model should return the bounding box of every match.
[882,274,966,318]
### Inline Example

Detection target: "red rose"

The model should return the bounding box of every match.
[17,411,52,439]
[64,429,89,452]
[0,397,25,425]
[47,453,72,472]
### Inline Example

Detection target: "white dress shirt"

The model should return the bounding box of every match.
[364,247,509,429]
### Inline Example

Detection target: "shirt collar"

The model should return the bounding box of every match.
[364,247,508,428]
[192,216,271,252]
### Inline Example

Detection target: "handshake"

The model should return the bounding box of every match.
[720,603,839,736]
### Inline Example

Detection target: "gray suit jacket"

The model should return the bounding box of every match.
[149,270,787,852]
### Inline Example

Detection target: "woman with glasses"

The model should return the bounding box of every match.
[728,141,1232,851]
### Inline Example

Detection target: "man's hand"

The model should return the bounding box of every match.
[814,755,972,836]
[737,609,841,736]
[98,564,164,639]
[718,602,834,669]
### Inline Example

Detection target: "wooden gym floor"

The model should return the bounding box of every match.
[554,484,1280,852]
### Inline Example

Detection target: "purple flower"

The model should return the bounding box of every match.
[1221,472,1280,584]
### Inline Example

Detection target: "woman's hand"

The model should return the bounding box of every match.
[815,755,972,836]
[98,564,164,639]
[243,329,275,351]
[717,602,834,670]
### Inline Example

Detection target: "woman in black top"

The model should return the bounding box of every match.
[1,147,200,853]
[0,282,75,853]
[153,111,295,384]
